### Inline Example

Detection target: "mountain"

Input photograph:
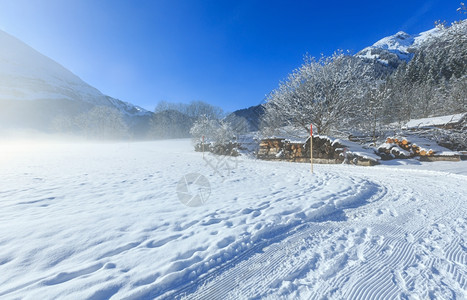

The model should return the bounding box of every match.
[226,104,265,132]
[0,29,151,135]
[356,27,442,67]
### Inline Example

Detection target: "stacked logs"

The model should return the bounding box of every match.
[257,137,378,165]
[287,143,304,159]
[381,138,434,158]
[257,140,308,161]
[307,137,344,160]
[257,138,283,159]
[258,137,344,161]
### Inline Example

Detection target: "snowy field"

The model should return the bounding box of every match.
[0,139,466,299]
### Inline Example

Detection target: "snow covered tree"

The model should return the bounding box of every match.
[190,114,217,142]
[381,20,466,123]
[354,81,390,142]
[215,120,236,145]
[190,114,236,145]
[403,20,467,85]
[263,52,372,135]
[445,75,467,113]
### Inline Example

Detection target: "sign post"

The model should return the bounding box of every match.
[310,124,313,173]
[202,135,205,158]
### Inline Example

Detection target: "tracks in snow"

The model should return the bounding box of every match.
[162,175,388,299]
[167,168,467,299]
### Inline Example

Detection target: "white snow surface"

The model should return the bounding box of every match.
[0,30,149,116]
[405,113,466,129]
[0,139,466,299]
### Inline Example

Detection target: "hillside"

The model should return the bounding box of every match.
[226,104,265,132]
[0,29,151,135]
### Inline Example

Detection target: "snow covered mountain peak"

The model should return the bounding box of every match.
[373,31,413,50]
[356,27,442,65]
[0,29,150,117]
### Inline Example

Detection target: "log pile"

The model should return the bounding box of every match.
[378,137,434,160]
[377,137,461,161]
[307,137,344,160]
[257,137,378,166]
[257,138,284,159]
[387,138,434,156]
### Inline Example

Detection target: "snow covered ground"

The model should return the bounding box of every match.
[0,139,465,299]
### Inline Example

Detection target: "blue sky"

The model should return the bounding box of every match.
[0,0,464,112]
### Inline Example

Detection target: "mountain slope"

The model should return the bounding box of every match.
[0,29,151,134]
[226,104,265,132]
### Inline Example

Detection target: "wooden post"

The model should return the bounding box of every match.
[310,124,313,173]
[202,135,205,158]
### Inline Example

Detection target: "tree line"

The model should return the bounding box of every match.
[52,105,130,139]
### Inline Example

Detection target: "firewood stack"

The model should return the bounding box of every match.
[305,137,344,160]
[257,136,378,165]
[378,138,434,159]
[257,138,284,159]
[257,137,344,162]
